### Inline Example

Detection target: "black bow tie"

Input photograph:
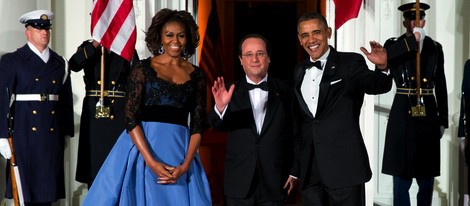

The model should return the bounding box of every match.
[304,60,322,70]
[247,81,268,91]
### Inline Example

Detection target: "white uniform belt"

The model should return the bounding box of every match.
[15,94,59,101]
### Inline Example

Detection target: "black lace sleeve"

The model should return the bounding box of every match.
[125,60,147,132]
[189,67,207,135]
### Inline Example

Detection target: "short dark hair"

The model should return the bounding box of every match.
[297,12,329,33]
[145,8,200,58]
[238,33,271,57]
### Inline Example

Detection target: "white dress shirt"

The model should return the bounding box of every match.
[246,76,268,134]
[301,48,330,117]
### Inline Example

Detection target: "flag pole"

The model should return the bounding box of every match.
[411,0,425,117]
[333,1,337,49]
[95,46,110,118]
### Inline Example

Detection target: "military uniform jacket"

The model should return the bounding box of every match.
[0,44,74,202]
[458,59,470,164]
[69,40,138,186]
[382,34,448,178]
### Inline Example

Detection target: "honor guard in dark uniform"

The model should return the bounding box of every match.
[0,10,74,205]
[381,2,448,206]
[458,59,470,200]
[69,39,138,187]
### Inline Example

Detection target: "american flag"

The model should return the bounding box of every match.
[91,0,136,61]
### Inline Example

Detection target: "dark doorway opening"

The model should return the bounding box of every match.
[233,1,300,83]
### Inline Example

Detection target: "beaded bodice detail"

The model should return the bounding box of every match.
[124,58,206,134]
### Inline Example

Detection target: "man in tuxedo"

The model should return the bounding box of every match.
[287,12,392,205]
[209,33,296,205]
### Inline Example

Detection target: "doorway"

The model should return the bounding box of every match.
[232,1,301,83]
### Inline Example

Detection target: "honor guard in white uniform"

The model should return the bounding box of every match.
[0,10,74,205]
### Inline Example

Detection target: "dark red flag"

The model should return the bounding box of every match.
[333,0,363,30]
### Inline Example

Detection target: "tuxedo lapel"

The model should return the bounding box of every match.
[316,47,338,117]
[232,81,258,134]
[294,60,314,119]
[260,80,281,136]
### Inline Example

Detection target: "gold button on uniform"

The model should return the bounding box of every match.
[423,78,428,82]
[50,128,55,132]
[35,78,40,82]
[111,81,116,85]
[97,81,101,85]
[51,110,55,115]
[52,80,57,84]
[411,77,415,80]
[32,127,37,132]
[32,110,37,115]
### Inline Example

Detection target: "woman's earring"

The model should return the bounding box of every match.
[182,47,188,57]
[158,45,165,54]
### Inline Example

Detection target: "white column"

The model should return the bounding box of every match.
[0,1,40,54]
[0,0,38,198]
[50,1,90,205]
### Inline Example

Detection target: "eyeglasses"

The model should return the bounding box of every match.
[241,52,268,59]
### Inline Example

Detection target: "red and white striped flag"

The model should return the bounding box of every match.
[91,0,136,61]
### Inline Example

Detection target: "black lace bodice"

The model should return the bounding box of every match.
[125,58,206,135]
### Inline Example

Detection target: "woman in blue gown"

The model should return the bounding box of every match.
[83,8,212,206]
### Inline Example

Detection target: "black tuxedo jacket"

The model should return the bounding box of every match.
[208,77,294,200]
[291,46,392,189]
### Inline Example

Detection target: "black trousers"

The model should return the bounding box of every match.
[301,156,365,206]
[393,176,434,206]
[225,166,284,206]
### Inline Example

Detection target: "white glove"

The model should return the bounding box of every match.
[460,136,466,157]
[439,125,445,138]
[0,139,11,159]
[413,27,425,49]
[64,135,71,149]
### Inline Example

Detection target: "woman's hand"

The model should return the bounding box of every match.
[170,163,190,183]
[147,160,177,184]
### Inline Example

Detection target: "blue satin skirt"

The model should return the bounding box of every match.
[83,122,212,205]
